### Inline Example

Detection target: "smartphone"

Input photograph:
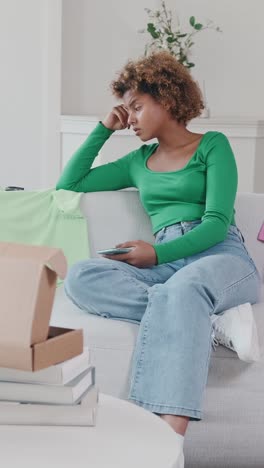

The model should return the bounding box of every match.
[97,247,133,255]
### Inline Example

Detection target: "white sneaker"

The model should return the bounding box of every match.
[211,303,260,363]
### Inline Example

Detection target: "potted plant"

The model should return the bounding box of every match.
[138,0,222,69]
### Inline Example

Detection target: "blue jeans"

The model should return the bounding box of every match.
[64,221,261,419]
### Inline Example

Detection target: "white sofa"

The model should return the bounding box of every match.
[51,190,264,468]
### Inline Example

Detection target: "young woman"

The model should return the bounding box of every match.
[56,51,261,439]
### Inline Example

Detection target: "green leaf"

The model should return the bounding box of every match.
[180,54,187,62]
[167,36,177,43]
[194,23,203,30]
[187,62,195,68]
[189,16,195,26]
[176,33,187,38]
[147,23,160,39]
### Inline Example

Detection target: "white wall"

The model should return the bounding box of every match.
[61,0,264,119]
[0,0,62,190]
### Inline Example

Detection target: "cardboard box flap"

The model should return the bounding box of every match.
[45,250,67,280]
[0,242,67,279]
[0,242,68,348]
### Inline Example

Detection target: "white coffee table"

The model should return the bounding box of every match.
[0,393,184,468]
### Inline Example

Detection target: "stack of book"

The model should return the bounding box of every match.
[0,347,98,426]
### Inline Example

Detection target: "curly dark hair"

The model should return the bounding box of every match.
[110,51,204,125]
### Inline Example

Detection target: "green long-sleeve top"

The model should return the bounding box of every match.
[56,122,238,264]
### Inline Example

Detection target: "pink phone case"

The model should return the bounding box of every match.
[257,222,264,242]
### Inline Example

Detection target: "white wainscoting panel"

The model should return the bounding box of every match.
[61,116,264,192]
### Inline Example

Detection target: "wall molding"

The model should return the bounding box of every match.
[61,115,100,135]
[189,118,264,138]
[61,115,264,139]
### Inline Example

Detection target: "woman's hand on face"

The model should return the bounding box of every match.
[102,240,157,268]
[102,105,130,131]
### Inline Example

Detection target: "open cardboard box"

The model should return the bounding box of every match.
[0,242,83,371]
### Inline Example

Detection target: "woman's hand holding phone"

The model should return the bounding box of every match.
[102,105,130,131]
[99,240,158,268]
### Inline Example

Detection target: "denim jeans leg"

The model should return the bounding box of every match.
[128,252,260,420]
